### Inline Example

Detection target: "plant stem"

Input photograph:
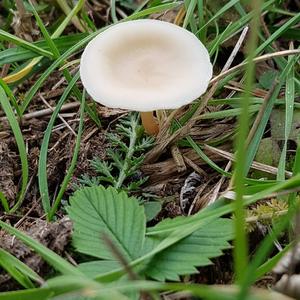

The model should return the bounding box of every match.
[115,115,138,189]
[140,112,159,135]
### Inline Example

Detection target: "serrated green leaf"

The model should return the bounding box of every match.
[68,186,234,282]
[144,218,233,281]
[68,186,146,261]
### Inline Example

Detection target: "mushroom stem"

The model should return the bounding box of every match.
[140,111,159,135]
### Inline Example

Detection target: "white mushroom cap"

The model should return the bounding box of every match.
[80,19,213,112]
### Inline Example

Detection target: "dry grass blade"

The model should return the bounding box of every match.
[211,49,300,85]
[203,144,292,177]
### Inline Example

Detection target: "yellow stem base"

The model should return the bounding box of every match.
[141,111,159,136]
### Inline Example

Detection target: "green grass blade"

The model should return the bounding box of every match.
[0,249,42,288]
[233,0,261,286]
[0,78,21,117]
[292,142,300,174]
[52,0,85,38]
[277,51,295,180]
[255,243,292,280]
[234,2,246,16]
[29,1,60,58]
[48,90,86,220]
[197,0,205,41]
[0,220,83,276]
[0,87,29,213]
[110,0,118,23]
[245,54,299,175]
[199,105,260,120]
[186,136,230,176]
[46,275,128,299]
[255,13,300,55]
[0,191,9,212]
[183,0,197,33]
[0,33,87,66]
[197,0,239,34]
[0,29,53,58]
[0,288,53,300]
[126,2,181,20]
[38,72,80,214]
[208,22,233,56]
[207,0,274,48]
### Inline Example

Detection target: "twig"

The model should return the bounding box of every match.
[171,145,186,172]
[82,126,99,143]
[0,102,80,122]
[52,118,80,133]
[64,251,78,266]
[183,155,207,177]
[49,131,71,152]
[14,197,40,228]
[39,94,77,136]
[0,63,10,78]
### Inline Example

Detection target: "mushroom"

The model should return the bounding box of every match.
[80,19,213,135]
